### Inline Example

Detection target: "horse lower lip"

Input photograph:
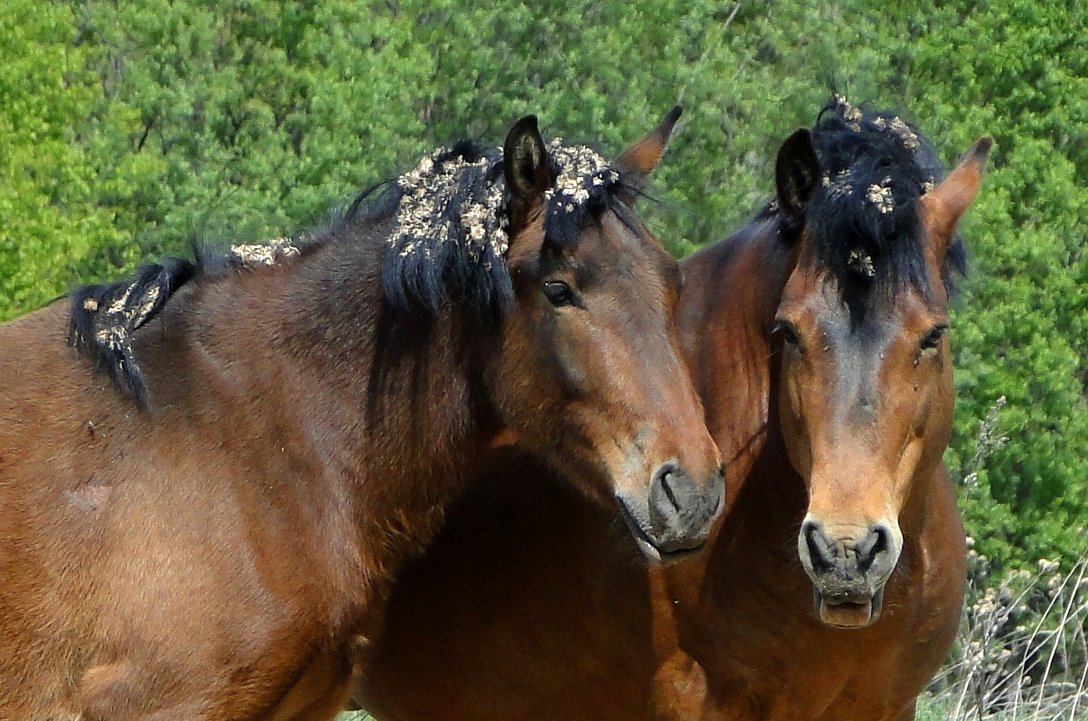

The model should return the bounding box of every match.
[631,538,705,567]
[622,502,705,565]
[817,598,873,627]
[656,543,705,564]
[616,500,706,563]
[812,585,883,628]
[617,502,657,552]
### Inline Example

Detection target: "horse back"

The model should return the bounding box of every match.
[0,298,363,718]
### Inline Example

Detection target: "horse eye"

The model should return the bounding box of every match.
[543,281,575,307]
[921,325,948,351]
[773,319,801,349]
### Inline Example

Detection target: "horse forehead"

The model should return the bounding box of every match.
[808,297,939,418]
[589,208,648,252]
[784,284,913,379]
[827,320,896,392]
[784,260,937,324]
[572,210,671,280]
[813,300,920,364]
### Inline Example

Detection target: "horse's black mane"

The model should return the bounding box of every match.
[68,260,198,407]
[68,134,629,407]
[776,96,967,302]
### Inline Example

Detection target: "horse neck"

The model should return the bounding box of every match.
[678,219,793,493]
[662,223,805,596]
[162,235,501,577]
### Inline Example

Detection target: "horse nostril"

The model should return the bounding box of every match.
[802,519,833,573]
[650,461,682,515]
[857,524,890,572]
[709,483,723,516]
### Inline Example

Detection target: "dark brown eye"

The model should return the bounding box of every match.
[543,281,575,307]
[773,319,802,350]
[921,325,948,351]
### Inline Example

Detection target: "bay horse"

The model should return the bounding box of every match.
[0,111,726,720]
[353,98,991,721]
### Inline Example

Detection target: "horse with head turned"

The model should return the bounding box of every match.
[352,98,990,721]
[0,110,723,720]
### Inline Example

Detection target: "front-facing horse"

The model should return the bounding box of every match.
[352,98,990,721]
[0,112,724,719]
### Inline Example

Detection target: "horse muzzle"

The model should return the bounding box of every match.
[617,460,725,565]
[797,515,902,628]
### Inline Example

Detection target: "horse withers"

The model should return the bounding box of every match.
[0,111,723,720]
[352,97,990,721]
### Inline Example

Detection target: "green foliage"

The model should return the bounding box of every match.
[0,0,130,312]
[1,0,1085,569]
[905,2,1088,570]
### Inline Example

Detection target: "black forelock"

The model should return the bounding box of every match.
[541,174,632,249]
[780,97,967,308]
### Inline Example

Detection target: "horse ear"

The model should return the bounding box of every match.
[775,129,820,224]
[612,106,683,198]
[920,136,992,254]
[503,115,552,233]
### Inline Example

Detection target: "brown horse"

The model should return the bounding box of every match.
[353,98,990,720]
[0,112,725,720]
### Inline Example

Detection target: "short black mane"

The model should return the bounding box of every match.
[68,259,198,407]
[363,141,511,319]
[778,97,967,303]
[68,134,629,406]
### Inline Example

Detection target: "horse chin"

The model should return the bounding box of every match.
[617,502,705,566]
[638,540,705,567]
[631,537,663,564]
[812,587,885,629]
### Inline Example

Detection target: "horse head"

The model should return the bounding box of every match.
[770,100,989,626]
[489,111,726,563]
